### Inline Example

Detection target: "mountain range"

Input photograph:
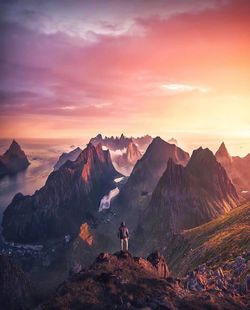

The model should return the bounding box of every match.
[2,143,121,242]
[1,134,249,309]
[0,140,30,177]
[133,147,239,258]
[89,134,152,175]
[112,137,190,229]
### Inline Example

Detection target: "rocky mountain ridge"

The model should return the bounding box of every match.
[2,143,121,243]
[133,147,239,259]
[53,147,82,170]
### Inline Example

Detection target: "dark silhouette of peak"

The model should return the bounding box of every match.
[0,140,30,177]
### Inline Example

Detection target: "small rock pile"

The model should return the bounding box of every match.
[184,252,250,296]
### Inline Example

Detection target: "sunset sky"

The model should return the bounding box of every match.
[1,0,250,155]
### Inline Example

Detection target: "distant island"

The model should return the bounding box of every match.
[0,140,30,177]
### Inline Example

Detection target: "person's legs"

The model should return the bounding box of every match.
[120,239,123,251]
[124,238,128,251]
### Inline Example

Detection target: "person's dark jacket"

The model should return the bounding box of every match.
[118,226,129,239]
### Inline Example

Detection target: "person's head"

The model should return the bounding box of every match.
[121,221,125,227]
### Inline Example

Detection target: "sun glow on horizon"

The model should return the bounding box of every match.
[0,0,250,156]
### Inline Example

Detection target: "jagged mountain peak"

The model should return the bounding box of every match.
[215,142,232,164]
[188,147,216,167]
[5,139,23,155]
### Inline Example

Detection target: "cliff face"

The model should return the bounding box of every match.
[0,140,30,177]
[2,143,120,243]
[0,254,34,310]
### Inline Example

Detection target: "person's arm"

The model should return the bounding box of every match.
[126,228,129,238]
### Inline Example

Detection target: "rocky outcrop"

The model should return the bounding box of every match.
[0,140,30,177]
[53,147,82,170]
[0,254,34,310]
[2,143,121,243]
[41,251,248,309]
[147,251,170,278]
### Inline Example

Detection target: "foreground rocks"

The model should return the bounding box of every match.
[40,251,249,310]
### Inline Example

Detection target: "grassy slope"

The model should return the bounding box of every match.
[168,201,250,275]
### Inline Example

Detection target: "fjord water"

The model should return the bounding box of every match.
[0,138,87,222]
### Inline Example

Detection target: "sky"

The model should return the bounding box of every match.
[0,0,250,155]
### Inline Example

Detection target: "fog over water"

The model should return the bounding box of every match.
[0,138,87,222]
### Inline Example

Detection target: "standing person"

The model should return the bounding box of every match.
[118,222,129,252]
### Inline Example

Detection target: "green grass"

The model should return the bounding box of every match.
[168,201,250,275]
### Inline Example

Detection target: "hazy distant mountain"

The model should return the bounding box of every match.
[215,142,250,193]
[134,147,239,255]
[54,147,82,170]
[89,134,151,175]
[2,143,121,243]
[90,133,133,150]
[113,141,142,175]
[132,134,153,152]
[167,138,178,145]
[113,137,190,228]
[90,133,152,153]
[0,140,30,177]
